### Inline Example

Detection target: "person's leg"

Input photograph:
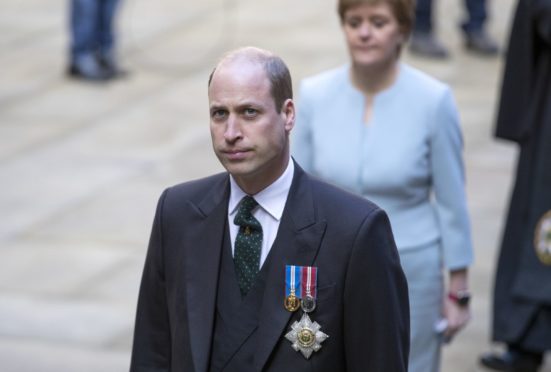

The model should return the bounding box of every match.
[414,0,433,33]
[480,344,543,371]
[480,308,547,371]
[462,0,487,33]
[68,0,110,80]
[97,0,118,61]
[409,0,449,58]
[70,0,97,62]
[97,0,126,76]
[399,244,443,372]
[461,0,498,55]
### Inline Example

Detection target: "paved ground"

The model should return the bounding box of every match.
[1,0,549,371]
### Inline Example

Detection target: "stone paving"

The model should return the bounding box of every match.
[1,0,549,371]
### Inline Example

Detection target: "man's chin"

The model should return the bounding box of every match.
[222,162,253,177]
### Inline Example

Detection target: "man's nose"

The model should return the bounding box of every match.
[224,116,242,142]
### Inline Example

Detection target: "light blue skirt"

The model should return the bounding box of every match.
[399,242,444,372]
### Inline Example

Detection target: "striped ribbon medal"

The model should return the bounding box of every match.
[284,265,328,359]
[284,265,301,312]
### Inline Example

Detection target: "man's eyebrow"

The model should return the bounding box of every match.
[209,104,226,111]
[236,102,260,109]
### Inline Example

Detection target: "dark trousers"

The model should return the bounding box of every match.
[414,0,488,34]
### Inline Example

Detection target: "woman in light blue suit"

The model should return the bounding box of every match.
[292,0,474,371]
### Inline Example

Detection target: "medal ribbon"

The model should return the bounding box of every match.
[301,266,318,299]
[285,265,302,298]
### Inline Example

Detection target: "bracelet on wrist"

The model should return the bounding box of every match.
[448,290,471,306]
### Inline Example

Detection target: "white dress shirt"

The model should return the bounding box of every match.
[228,159,294,267]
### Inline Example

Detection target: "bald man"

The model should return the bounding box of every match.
[130,47,409,372]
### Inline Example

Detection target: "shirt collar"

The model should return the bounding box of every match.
[228,158,294,220]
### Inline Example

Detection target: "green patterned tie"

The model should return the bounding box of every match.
[233,196,263,296]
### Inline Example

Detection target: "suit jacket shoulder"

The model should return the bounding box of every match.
[307,173,381,220]
[165,172,228,203]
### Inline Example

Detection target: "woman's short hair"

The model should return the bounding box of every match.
[337,0,415,37]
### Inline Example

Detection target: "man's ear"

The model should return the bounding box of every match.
[282,99,295,132]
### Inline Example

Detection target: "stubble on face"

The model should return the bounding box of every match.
[208,56,292,194]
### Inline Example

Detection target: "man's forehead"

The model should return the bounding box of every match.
[217,47,270,68]
[209,61,269,93]
[214,58,265,80]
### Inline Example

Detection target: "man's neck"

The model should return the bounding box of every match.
[233,157,291,195]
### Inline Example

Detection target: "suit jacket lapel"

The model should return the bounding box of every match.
[185,175,229,372]
[254,164,327,371]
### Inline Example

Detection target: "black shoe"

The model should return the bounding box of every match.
[67,65,112,81]
[97,55,129,79]
[409,32,449,59]
[479,350,542,372]
[464,31,499,56]
[67,55,113,82]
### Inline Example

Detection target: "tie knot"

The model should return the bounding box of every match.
[240,195,258,213]
[234,196,261,230]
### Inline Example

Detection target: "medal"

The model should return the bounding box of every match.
[284,265,328,359]
[301,266,317,313]
[285,313,329,359]
[284,265,301,312]
[301,295,316,313]
[534,210,551,265]
[285,294,300,312]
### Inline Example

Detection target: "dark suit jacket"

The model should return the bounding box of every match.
[130,162,409,371]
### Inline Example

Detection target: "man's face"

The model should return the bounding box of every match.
[208,60,294,193]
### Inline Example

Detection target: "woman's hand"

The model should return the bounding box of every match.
[443,294,471,341]
[443,268,471,342]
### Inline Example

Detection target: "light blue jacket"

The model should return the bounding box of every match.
[292,63,473,270]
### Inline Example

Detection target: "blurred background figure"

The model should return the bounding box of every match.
[409,0,499,58]
[479,0,551,371]
[292,0,474,371]
[68,0,125,81]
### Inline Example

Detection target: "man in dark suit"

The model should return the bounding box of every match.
[129,46,409,372]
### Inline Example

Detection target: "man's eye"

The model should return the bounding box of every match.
[244,108,258,117]
[211,110,227,119]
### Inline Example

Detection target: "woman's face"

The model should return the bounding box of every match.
[342,2,405,68]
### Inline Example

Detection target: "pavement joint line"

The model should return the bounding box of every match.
[0,333,131,353]
[0,76,64,111]
[0,166,144,244]
[122,0,239,77]
[0,66,209,165]
[0,27,60,56]
[13,232,148,251]
[0,123,208,244]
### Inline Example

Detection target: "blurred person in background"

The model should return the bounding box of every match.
[479,0,551,371]
[68,0,125,81]
[292,0,474,371]
[409,0,499,58]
